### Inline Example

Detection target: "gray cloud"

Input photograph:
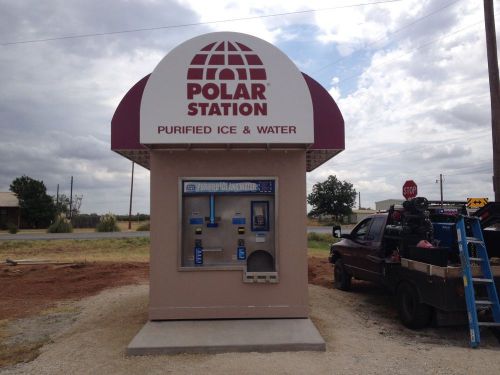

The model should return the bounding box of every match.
[0,0,210,213]
[0,0,495,214]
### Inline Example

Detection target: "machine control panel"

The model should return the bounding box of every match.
[181,178,276,270]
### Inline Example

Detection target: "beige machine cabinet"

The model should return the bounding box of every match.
[180,178,277,281]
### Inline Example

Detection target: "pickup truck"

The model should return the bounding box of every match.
[328,202,500,329]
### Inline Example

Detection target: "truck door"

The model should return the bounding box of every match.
[346,216,385,283]
[362,216,386,282]
[342,218,371,277]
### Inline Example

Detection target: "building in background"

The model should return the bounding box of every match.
[0,192,20,229]
[375,199,404,212]
[349,209,377,224]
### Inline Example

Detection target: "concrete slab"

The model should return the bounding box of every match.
[127,318,325,355]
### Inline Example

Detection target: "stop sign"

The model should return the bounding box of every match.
[402,180,418,200]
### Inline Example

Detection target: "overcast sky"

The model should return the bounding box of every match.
[0,0,498,213]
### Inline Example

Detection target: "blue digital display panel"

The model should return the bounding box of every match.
[189,217,204,225]
[183,180,275,195]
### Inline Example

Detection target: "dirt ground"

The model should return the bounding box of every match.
[1,258,500,374]
[0,262,148,320]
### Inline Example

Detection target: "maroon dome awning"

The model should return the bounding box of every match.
[111,73,344,172]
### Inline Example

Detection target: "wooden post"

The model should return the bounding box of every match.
[128,162,135,230]
[69,176,73,219]
[440,174,443,208]
[484,0,500,201]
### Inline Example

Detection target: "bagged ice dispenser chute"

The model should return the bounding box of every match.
[243,250,278,283]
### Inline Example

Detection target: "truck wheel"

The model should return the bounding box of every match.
[334,259,351,291]
[397,282,432,329]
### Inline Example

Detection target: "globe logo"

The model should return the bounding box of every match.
[187,41,267,81]
[186,41,268,117]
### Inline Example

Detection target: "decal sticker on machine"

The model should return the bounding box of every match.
[255,233,266,243]
[189,217,204,225]
[232,217,246,225]
[237,246,247,260]
[194,243,203,265]
[183,180,274,194]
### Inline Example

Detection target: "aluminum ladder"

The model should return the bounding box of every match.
[456,216,500,348]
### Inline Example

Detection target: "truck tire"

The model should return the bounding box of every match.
[397,282,432,329]
[334,259,351,291]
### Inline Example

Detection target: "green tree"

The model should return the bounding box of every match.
[307,175,357,220]
[54,193,83,218]
[54,194,70,215]
[10,175,56,228]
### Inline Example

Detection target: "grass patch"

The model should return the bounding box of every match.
[0,337,50,368]
[1,233,334,263]
[308,232,334,242]
[0,237,150,263]
[0,338,50,369]
[136,222,150,231]
[0,304,81,369]
[0,221,149,235]
[117,221,148,231]
[307,232,338,257]
[308,240,331,251]
[0,319,44,369]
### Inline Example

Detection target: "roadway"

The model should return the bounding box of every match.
[0,226,349,241]
[0,231,150,241]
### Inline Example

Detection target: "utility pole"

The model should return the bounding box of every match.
[484,0,500,202]
[69,176,73,219]
[358,191,361,209]
[440,174,443,208]
[128,161,135,230]
[56,184,59,213]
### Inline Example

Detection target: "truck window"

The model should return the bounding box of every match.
[351,218,372,240]
[367,216,385,241]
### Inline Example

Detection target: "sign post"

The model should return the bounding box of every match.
[402,180,418,200]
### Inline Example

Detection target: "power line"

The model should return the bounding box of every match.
[314,0,462,75]
[1,0,405,46]
[330,128,492,168]
[314,164,493,185]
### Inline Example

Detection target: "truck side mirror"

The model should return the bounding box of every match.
[332,225,341,238]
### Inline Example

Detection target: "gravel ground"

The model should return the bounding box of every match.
[2,283,500,375]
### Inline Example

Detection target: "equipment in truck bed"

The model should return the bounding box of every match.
[474,202,500,228]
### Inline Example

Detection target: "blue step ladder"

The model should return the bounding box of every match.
[456,216,500,348]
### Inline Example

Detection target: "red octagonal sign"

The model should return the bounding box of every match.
[402,180,418,200]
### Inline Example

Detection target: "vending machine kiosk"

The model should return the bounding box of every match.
[111,31,345,352]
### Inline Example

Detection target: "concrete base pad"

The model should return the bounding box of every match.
[127,318,325,355]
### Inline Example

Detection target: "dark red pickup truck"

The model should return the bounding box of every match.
[329,201,500,329]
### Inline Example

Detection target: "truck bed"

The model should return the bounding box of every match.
[400,258,500,278]
[384,258,500,316]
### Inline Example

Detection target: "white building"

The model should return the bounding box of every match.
[375,199,404,212]
[349,209,377,224]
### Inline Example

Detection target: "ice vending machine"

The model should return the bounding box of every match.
[180,178,278,282]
